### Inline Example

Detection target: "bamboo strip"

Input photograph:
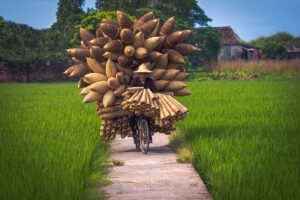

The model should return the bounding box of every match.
[99,106,122,114]
[140,89,147,104]
[147,88,156,100]
[127,89,142,103]
[159,94,176,117]
[166,95,188,113]
[132,90,144,103]
[161,94,180,114]
[165,95,185,113]
[101,110,128,120]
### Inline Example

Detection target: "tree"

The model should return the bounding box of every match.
[56,0,85,24]
[263,42,287,59]
[53,0,86,49]
[188,28,221,68]
[248,32,296,59]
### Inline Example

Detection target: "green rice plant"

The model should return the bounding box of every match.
[176,147,193,163]
[0,83,109,200]
[176,75,300,200]
[169,130,193,163]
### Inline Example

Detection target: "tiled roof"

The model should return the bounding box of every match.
[215,26,241,45]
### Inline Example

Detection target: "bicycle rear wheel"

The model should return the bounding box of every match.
[133,122,140,152]
[139,118,150,154]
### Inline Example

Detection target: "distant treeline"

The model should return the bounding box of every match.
[246,32,300,59]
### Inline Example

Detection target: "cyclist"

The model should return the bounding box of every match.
[128,63,157,143]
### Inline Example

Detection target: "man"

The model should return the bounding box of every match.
[128,63,157,143]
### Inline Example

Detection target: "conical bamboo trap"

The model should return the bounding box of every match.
[64,11,198,141]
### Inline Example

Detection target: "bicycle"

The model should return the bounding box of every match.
[133,115,151,154]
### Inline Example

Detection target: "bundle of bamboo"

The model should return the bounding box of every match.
[64,11,197,141]
[96,101,131,141]
[121,88,159,117]
[121,89,188,135]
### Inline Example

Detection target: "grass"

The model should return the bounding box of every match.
[111,159,124,166]
[175,75,300,200]
[1,74,299,200]
[169,130,193,163]
[0,83,110,200]
[212,59,300,73]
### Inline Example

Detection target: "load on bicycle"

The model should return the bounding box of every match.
[64,11,198,149]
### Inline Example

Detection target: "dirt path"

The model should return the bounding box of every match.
[102,133,212,200]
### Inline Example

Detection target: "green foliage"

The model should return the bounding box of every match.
[0,0,86,65]
[53,0,86,49]
[0,19,68,64]
[0,83,110,200]
[188,28,221,68]
[248,32,299,59]
[169,130,193,163]
[176,76,300,200]
[188,71,261,81]
[263,42,287,59]
[56,0,85,24]
[0,21,37,62]
[0,16,4,27]
[250,32,294,48]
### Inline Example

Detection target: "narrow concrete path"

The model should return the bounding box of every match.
[102,133,212,200]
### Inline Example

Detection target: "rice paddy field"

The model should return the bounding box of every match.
[177,75,300,200]
[0,74,299,200]
[0,83,110,200]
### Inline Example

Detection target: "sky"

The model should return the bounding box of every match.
[0,0,299,41]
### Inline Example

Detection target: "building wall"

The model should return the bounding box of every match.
[219,45,243,60]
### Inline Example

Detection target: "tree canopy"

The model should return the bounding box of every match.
[188,28,221,68]
[248,32,300,59]
[56,0,85,25]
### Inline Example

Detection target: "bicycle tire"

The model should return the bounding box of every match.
[139,118,150,154]
[133,122,140,152]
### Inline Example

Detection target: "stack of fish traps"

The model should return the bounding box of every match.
[64,11,198,141]
[122,88,188,135]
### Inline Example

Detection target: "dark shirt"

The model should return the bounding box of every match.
[129,77,157,93]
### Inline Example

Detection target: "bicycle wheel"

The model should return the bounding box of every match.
[139,118,150,154]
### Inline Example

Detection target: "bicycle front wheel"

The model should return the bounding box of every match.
[139,118,150,154]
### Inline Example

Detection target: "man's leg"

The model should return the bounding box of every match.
[128,112,136,133]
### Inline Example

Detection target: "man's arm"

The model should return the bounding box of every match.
[147,77,157,93]
[129,77,137,87]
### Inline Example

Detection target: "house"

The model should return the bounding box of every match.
[284,46,300,59]
[215,26,242,60]
[215,26,262,60]
[194,26,261,60]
